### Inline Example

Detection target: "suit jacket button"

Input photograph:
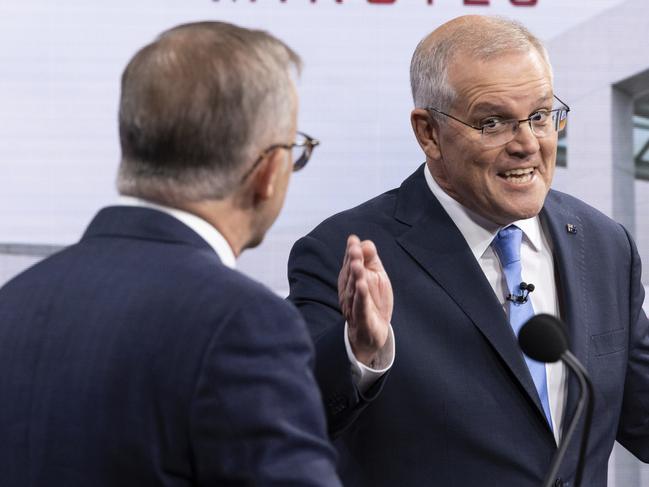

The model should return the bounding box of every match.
[554,479,564,487]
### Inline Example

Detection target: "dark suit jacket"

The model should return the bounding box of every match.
[287,165,649,487]
[0,206,340,487]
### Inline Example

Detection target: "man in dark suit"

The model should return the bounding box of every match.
[0,22,341,486]
[288,15,649,486]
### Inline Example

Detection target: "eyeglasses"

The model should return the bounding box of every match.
[426,95,570,148]
[240,131,319,182]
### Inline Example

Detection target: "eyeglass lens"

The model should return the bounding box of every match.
[482,108,568,147]
[291,134,314,172]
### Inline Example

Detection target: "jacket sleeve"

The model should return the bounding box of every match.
[615,225,649,461]
[287,233,388,437]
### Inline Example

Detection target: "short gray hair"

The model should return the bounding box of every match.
[117,22,301,203]
[410,16,552,114]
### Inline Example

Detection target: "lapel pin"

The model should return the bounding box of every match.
[566,223,577,234]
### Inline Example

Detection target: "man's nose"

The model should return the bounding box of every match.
[507,120,540,155]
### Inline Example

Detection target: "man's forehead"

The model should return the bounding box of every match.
[447,50,553,99]
[449,45,549,72]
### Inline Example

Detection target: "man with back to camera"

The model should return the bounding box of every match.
[0,21,342,486]
[288,15,649,486]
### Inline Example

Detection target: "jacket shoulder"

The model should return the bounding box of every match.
[546,189,627,232]
[309,187,400,238]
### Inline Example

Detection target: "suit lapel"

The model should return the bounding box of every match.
[540,192,590,457]
[540,193,589,365]
[394,166,550,426]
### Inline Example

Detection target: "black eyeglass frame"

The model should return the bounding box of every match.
[425,94,571,142]
[240,131,319,182]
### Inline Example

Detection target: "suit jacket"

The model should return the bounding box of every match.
[287,165,649,487]
[0,206,340,487]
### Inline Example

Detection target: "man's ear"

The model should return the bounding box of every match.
[411,108,441,161]
[250,148,286,203]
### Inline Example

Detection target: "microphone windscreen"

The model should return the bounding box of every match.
[518,314,568,363]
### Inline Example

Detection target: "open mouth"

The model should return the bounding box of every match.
[499,167,535,184]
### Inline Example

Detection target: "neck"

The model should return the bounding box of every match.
[172,199,252,257]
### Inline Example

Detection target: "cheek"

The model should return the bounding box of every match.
[440,142,498,191]
[540,144,557,180]
[540,138,558,163]
[457,164,496,202]
[467,154,499,184]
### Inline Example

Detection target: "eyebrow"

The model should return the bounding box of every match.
[471,95,554,118]
[471,102,507,117]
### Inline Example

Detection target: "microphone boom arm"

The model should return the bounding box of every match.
[563,351,594,487]
[542,350,594,487]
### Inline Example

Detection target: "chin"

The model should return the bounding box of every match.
[506,191,548,220]
[508,203,544,222]
[245,234,265,250]
[487,202,542,226]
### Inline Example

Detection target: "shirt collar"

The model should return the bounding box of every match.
[116,196,237,269]
[423,164,544,259]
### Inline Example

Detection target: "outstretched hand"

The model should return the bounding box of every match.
[338,235,393,367]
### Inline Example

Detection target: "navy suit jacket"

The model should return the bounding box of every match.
[0,206,340,487]
[288,165,649,486]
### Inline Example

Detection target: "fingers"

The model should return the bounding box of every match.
[341,261,357,317]
[342,237,374,324]
[343,260,365,314]
[338,236,360,284]
[346,235,363,263]
[338,235,382,314]
[350,273,370,326]
[360,239,385,272]
[360,239,377,259]
[339,235,363,316]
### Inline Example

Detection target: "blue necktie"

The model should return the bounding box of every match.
[492,225,553,429]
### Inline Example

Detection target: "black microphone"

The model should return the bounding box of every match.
[506,282,535,304]
[518,314,594,487]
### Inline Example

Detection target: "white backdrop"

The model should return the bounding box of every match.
[0,0,628,290]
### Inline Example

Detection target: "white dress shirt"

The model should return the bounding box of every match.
[116,196,236,269]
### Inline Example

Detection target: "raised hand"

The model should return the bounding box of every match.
[338,234,393,367]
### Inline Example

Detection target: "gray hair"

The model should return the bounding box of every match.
[117,21,301,203]
[410,16,552,114]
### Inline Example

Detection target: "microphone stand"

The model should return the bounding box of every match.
[542,351,594,487]
[563,351,594,487]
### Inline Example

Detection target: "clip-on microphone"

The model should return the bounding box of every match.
[506,282,535,304]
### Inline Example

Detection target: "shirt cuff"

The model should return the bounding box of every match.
[344,322,395,394]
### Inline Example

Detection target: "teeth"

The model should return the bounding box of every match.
[503,167,534,177]
[506,174,532,183]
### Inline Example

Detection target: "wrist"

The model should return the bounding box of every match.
[351,345,379,368]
